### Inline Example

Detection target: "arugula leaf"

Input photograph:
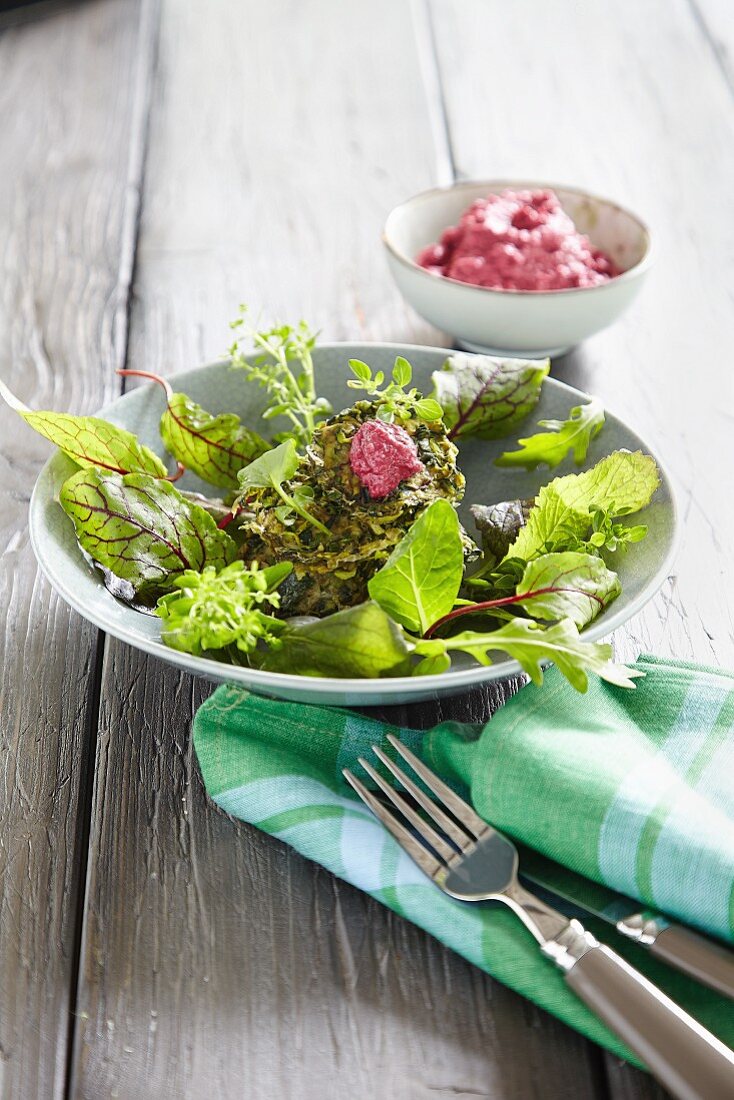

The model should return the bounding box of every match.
[416,617,641,691]
[347,356,443,424]
[515,551,621,627]
[496,397,605,470]
[0,380,168,477]
[118,369,269,489]
[367,499,463,634]
[507,451,659,562]
[228,308,332,448]
[260,600,413,678]
[156,561,291,656]
[236,440,329,535]
[432,353,549,440]
[412,650,453,676]
[59,468,236,600]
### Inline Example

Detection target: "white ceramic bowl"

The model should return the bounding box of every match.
[383,180,652,358]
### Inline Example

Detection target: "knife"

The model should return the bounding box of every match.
[517,844,734,999]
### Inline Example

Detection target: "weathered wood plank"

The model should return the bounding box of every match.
[431,0,734,1094]
[604,1059,669,1100]
[690,0,734,93]
[71,1,602,1096]
[431,0,734,665]
[0,1,148,1097]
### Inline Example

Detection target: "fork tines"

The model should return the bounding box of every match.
[343,734,489,882]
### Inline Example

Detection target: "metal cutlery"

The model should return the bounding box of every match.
[517,843,734,999]
[344,736,734,1100]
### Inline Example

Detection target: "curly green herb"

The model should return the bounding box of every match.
[156,561,291,657]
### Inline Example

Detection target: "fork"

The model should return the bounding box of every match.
[343,736,734,1100]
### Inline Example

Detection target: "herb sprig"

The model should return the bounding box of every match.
[157,561,292,657]
[228,308,332,447]
[235,441,329,535]
[348,356,442,423]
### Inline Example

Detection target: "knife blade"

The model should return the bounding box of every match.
[517,843,734,999]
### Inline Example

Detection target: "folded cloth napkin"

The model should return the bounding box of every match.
[193,655,734,1064]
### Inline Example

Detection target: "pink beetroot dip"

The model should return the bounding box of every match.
[416,188,620,291]
[349,419,422,499]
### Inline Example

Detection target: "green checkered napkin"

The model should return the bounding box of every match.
[193,655,734,1064]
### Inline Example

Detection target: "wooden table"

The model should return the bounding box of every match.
[2,1,732,1096]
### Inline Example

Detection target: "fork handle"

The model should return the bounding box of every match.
[544,921,734,1100]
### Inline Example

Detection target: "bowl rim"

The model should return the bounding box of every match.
[29,343,679,701]
[382,178,654,299]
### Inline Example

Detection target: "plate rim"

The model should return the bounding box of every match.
[28,342,680,699]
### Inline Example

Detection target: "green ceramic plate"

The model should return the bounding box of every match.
[29,344,678,706]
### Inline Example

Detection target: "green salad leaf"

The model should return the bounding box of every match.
[161,392,268,489]
[432,353,549,440]
[228,309,332,448]
[416,617,641,692]
[238,438,300,484]
[496,397,605,470]
[118,369,269,489]
[59,468,237,600]
[179,491,233,526]
[507,450,659,562]
[367,499,463,634]
[261,600,412,678]
[507,485,586,562]
[0,380,168,477]
[515,551,621,627]
[236,440,329,534]
[157,561,291,656]
[553,449,661,516]
[423,551,620,635]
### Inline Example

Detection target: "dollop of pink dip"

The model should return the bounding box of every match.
[349,420,423,499]
[416,188,620,291]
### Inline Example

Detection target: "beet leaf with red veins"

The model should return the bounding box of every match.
[0,380,170,478]
[118,369,269,489]
[432,352,549,440]
[59,468,237,602]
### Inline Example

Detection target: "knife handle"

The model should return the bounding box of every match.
[649,924,734,1000]
[543,920,734,1100]
[617,912,734,999]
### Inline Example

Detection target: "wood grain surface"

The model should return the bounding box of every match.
[432,0,734,679]
[71,3,600,1097]
[0,2,147,1098]
[0,0,730,1097]
[431,1,734,1093]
